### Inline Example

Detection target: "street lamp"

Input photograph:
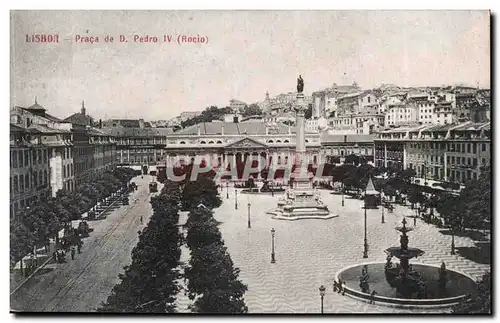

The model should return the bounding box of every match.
[451,229,456,255]
[271,228,276,263]
[226,181,229,199]
[235,188,238,210]
[363,197,369,258]
[381,189,385,224]
[247,201,251,228]
[319,285,326,314]
[414,202,418,226]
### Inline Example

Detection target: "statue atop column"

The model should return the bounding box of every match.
[297,75,304,93]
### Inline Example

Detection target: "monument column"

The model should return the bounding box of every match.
[295,93,307,160]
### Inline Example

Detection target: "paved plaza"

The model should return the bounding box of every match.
[10,176,160,312]
[213,185,490,313]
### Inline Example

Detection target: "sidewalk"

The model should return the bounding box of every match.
[10,240,58,293]
[10,187,133,294]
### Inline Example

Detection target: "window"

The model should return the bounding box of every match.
[14,176,18,193]
[467,158,471,166]
[482,143,487,151]
[44,170,48,184]
[447,156,450,164]
[18,151,23,167]
[33,172,38,186]
[467,143,471,153]
[473,158,477,167]
[11,151,16,167]
[20,174,24,191]
[462,157,466,165]
[43,150,47,163]
[25,174,29,189]
[473,144,477,154]
[24,150,29,167]
[38,150,42,164]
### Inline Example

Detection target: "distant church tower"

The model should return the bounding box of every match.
[265,91,270,101]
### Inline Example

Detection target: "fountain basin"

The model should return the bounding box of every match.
[336,262,477,309]
[240,188,286,195]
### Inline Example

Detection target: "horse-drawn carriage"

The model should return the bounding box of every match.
[77,221,94,237]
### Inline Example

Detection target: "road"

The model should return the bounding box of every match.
[10,175,160,312]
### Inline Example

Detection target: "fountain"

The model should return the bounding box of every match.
[336,217,477,308]
[383,217,426,298]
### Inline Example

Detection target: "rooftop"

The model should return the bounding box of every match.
[337,91,368,100]
[320,133,376,143]
[378,125,427,134]
[174,121,300,136]
[28,124,70,134]
[64,113,93,126]
[452,122,490,132]
[100,127,174,137]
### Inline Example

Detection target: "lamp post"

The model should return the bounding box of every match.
[414,202,418,226]
[271,228,276,263]
[226,181,229,199]
[341,181,345,207]
[381,189,385,224]
[451,228,456,255]
[247,201,251,228]
[319,285,326,314]
[363,197,369,258]
[423,161,428,186]
[235,188,238,210]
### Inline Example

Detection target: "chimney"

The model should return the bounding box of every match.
[99,119,102,129]
[344,135,347,143]
[139,118,145,128]
[81,101,86,116]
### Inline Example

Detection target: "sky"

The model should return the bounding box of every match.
[10,10,490,121]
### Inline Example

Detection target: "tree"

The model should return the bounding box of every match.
[344,154,360,166]
[10,219,35,267]
[242,104,262,117]
[460,167,491,230]
[99,182,182,313]
[184,203,248,313]
[408,188,426,210]
[181,177,222,211]
[452,272,491,314]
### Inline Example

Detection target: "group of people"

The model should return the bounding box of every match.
[53,241,83,263]
[332,279,345,295]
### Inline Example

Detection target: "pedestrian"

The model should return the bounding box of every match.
[71,246,76,260]
[140,216,143,224]
[370,290,377,304]
[333,280,338,292]
[77,243,82,254]
[414,216,417,226]
[337,279,342,294]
